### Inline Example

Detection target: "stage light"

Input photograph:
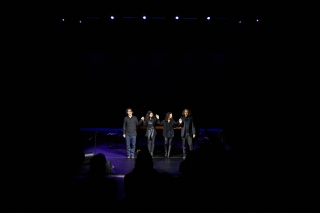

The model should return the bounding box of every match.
[111,16,114,20]
[175,16,179,20]
[62,18,64,22]
[142,16,146,20]
[79,20,82,23]
[256,19,259,22]
[239,20,242,24]
[207,17,210,20]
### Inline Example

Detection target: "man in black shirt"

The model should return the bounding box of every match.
[123,108,143,158]
[179,108,196,159]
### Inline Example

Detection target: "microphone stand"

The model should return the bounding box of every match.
[89,132,98,155]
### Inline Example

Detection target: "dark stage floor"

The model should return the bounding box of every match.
[76,127,224,200]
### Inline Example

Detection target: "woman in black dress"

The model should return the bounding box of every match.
[142,111,160,157]
[160,112,182,158]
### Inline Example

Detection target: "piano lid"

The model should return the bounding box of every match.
[137,126,182,130]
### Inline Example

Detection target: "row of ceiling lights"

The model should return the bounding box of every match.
[61,16,260,24]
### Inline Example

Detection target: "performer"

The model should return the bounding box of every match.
[142,111,160,157]
[178,108,196,159]
[123,108,144,158]
[160,112,182,158]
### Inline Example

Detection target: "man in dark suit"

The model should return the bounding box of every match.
[179,108,196,159]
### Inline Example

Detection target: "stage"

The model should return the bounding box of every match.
[76,127,224,200]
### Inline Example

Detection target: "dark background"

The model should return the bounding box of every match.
[7,2,308,156]
[6,3,317,210]
[7,2,316,153]
[23,9,269,129]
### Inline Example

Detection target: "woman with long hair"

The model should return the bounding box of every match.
[142,111,160,157]
[160,112,182,158]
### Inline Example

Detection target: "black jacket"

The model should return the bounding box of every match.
[123,116,143,136]
[160,119,178,138]
[178,116,196,137]
[142,118,160,137]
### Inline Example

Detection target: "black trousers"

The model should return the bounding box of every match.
[164,137,172,146]
[147,129,155,153]
[182,134,193,155]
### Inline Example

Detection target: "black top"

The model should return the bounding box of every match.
[160,119,178,138]
[147,120,154,129]
[179,116,196,137]
[184,117,190,132]
[142,118,160,137]
[123,116,143,136]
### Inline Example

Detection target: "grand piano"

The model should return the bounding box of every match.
[136,126,182,149]
[137,126,182,130]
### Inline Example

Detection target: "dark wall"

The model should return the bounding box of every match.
[7,6,316,211]
[9,13,290,166]
[81,51,228,127]
[8,15,276,134]
[50,18,267,129]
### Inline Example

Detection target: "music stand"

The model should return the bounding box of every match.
[89,132,98,155]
